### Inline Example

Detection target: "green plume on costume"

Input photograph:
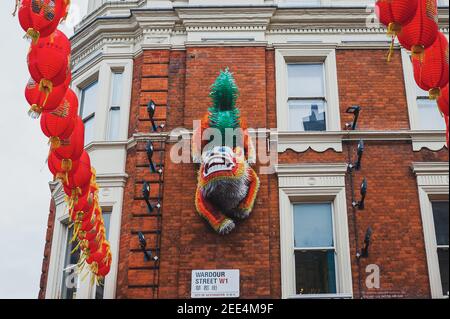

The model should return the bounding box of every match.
[208,68,241,132]
[209,68,239,111]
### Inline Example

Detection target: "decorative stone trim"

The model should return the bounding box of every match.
[411,162,449,299]
[276,163,353,299]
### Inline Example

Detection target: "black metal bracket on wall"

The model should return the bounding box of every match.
[344,108,372,298]
[139,138,165,299]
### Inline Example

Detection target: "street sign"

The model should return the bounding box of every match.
[191,269,240,298]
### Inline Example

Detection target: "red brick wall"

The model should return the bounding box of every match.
[29,45,436,300]
[117,51,170,299]
[38,198,56,299]
[158,46,280,298]
[117,47,449,299]
[337,50,411,130]
[37,46,448,299]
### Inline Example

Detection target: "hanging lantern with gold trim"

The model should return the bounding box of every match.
[27,29,71,100]
[40,88,78,149]
[17,0,70,43]
[24,73,70,118]
[413,32,449,99]
[397,0,439,59]
[375,0,419,61]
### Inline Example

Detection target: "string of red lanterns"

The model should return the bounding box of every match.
[15,0,112,284]
[376,0,449,147]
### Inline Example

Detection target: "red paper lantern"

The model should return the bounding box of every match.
[17,0,70,43]
[53,116,84,161]
[71,203,94,225]
[48,151,79,182]
[398,0,439,58]
[81,230,104,254]
[40,88,78,149]
[375,0,419,61]
[86,240,110,265]
[24,73,70,118]
[97,262,111,278]
[72,188,94,213]
[88,243,110,269]
[79,231,104,252]
[413,32,449,99]
[376,0,419,27]
[27,29,71,97]
[65,151,93,191]
[438,84,449,116]
[82,222,104,243]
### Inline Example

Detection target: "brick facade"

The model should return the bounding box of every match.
[38,198,56,299]
[38,46,448,299]
[113,47,448,299]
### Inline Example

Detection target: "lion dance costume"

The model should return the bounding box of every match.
[194,69,260,235]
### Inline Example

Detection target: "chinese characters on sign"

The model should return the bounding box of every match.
[191,270,240,298]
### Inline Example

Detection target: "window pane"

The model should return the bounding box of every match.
[417,99,446,130]
[84,116,95,145]
[437,248,449,296]
[432,201,449,246]
[80,81,98,118]
[106,107,120,141]
[288,64,325,98]
[102,209,112,240]
[61,225,79,299]
[294,203,333,248]
[288,100,326,131]
[295,250,337,295]
[111,72,123,107]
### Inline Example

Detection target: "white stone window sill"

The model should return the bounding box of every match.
[275,131,343,153]
[410,130,447,152]
[274,130,448,153]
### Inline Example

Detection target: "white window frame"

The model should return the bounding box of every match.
[59,218,81,299]
[72,59,133,146]
[106,68,125,141]
[276,163,353,299]
[45,176,126,299]
[412,162,449,299]
[275,46,342,153]
[401,49,447,151]
[79,78,99,146]
[292,202,339,295]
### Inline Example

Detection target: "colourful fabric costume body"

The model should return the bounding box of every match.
[194,69,260,235]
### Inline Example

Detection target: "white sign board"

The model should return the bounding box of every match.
[191,270,240,298]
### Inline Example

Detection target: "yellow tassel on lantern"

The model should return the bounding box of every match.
[429,88,441,100]
[39,79,53,105]
[49,136,61,149]
[28,104,43,119]
[56,173,68,185]
[386,23,402,62]
[61,159,73,172]
[25,28,40,44]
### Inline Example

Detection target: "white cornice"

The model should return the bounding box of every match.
[96,173,129,188]
[412,162,449,176]
[276,163,348,176]
[49,181,66,206]
[412,162,449,190]
[69,3,449,70]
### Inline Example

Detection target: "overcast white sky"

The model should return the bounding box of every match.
[0,0,89,299]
